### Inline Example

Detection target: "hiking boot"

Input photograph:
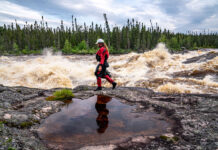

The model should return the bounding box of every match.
[94,87,102,91]
[112,82,117,89]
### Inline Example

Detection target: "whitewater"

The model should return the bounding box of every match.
[0,43,217,94]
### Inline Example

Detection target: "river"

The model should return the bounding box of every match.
[0,43,217,94]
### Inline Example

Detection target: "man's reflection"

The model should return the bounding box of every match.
[95,95,112,134]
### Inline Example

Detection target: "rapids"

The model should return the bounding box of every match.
[0,43,217,94]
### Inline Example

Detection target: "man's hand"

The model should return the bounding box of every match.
[98,65,102,72]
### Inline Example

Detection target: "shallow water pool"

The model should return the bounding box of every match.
[38,95,172,149]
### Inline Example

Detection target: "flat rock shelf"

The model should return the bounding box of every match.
[0,84,217,150]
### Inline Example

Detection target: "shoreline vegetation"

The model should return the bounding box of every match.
[0,48,215,56]
[0,14,218,56]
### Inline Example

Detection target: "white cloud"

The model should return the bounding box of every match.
[0,17,26,25]
[0,1,42,20]
[194,14,218,32]
[0,0,218,32]
[52,0,178,30]
[186,0,218,11]
[0,0,71,27]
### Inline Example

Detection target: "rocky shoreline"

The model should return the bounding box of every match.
[0,84,217,150]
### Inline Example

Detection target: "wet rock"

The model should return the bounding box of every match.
[0,84,217,150]
[23,94,39,101]
[41,106,52,113]
[78,86,218,150]
[13,86,43,95]
[0,90,24,105]
[0,122,47,150]
[79,145,117,150]
[183,51,218,64]
[38,91,45,96]
[173,51,218,79]
[3,114,11,120]
[73,85,96,92]
[172,69,217,79]
[1,102,11,108]
[131,136,149,143]
[12,113,29,123]
[0,85,8,92]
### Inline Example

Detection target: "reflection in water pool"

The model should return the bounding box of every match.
[38,95,172,150]
[95,95,111,134]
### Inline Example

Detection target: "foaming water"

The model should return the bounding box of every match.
[0,48,95,89]
[0,44,217,94]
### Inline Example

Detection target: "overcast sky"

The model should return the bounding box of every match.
[0,0,218,33]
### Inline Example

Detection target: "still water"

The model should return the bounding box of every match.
[38,95,172,150]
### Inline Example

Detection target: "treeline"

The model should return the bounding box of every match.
[0,14,218,55]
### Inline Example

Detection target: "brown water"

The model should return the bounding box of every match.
[38,95,172,150]
[0,44,217,94]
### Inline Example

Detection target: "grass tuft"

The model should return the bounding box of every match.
[45,96,55,101]
[53,89,74,100]
[160,135,179,143]
[20,122,33,128]
[46,89,74,101]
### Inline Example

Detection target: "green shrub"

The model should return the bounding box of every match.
[88,48,96,54]
[78,40,87,50]
[167,37,180,51]
[13,42,19,51]
[50,89,74,101]
[63,39,72,54]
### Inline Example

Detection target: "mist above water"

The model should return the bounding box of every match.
[0,44,217,94]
